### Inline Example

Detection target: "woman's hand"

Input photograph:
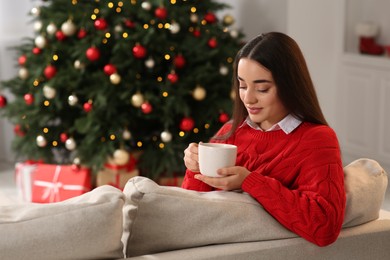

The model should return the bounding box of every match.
[183,142,200,172]
[194,166,251,190]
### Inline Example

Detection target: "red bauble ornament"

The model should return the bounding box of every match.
[219,112,230,123]
[94,18,108,30]
[124,19,135,28]
[14,124,26,137]
[86,47,100,61]
[83,102,93,112]
[44,65,57,79]
[180,117,195,132]
[167,72,179,84]
[155,7,168,20]
[208,38,218,48]
[141,102,153,114]
[103,64,117,75]
[174,55,186,69]
[18,55,27,66]
[55,31,67,41]
[32,47,41,55]
[0,95,7,108]
[60,133,68,143]
[193,29,201,37]
[77,28,87,39]
[204,12,217,24]
[24,93,34,105]
[132,44,147,59]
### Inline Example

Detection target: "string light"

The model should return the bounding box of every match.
[52,141,58,146]
[179,131,185,137]
[204,123,210,129]
[110,134,116,140]
[162,91,168,97]
[164,54,171,60]
[190,7,196,13]
[33,80,39,87]
[157,76,163,82]
[44,101,50,106]
[159,143,165,149]
[43,128,49,133]
[52,54,59,61]
[137,141,143,147]
[108,2,114,8]
[143,24,149,29]
[122,32,128,38]
[170,0,176,4]
[193,128,199,133]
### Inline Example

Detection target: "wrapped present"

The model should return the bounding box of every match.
[15,160,41,202]
[32,164,91,203]
[157,176,184,187]
[96,156,139,190]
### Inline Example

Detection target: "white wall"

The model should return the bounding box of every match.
[286,0,341,128]
[0,0,34,162]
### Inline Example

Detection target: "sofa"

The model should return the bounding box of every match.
[0,158,389,260]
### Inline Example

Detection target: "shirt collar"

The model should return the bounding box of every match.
[242,114,302,134]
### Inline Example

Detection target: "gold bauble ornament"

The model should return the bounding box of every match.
[193,85,206,101]
[110,73,121,84]
[223,14,235,26]
[131,92,144,107]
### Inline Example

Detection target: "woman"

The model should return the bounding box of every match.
[182,32,346,247]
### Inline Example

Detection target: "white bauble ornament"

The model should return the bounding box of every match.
[68,94,78,106]
[36,135,47,147]
[123,129,132,140]
[113,149,130,165]
[43,85,56,99]
[229,29,239,38]
[110,73,121,84]
[131,92,144,107]
[31,7,40,16]
[65,137,77,150]
[61,20,77,36]
[114,24,123,33]
[160,131,172,142]
[46,23,57,35]
[18,68,29,80]
[145,58,155,69]
[141,2,151,10]
[35,35,47,48]
[190,14,198,23]
[74,60,85,70]
[219,65,229,76]
[170,22,180,34]
[73,157,81,165]
[193,85,206,101]
[34,21,43,32]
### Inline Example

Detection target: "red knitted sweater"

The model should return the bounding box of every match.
[182,122,346,246]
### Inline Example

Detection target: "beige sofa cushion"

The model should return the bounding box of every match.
[122,158,388,257]
[343,158,388,227]
[0,185,125,260]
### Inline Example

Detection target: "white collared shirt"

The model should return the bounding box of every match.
[243,114,302,134]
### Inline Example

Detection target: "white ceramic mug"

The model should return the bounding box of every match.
[198,143,237,177]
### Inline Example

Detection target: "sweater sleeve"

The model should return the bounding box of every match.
[241,127,346,247]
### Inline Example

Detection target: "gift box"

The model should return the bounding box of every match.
[15,161,40,202]
[96,156,139,190]
[32,164,91,203]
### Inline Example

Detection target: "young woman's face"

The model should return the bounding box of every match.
[237,58,288,130]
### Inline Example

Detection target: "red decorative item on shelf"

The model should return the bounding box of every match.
[132,44,147,59]
[0,95,7,108]
[24,93,34,105]
[155,7,168,20]
[94,18,108,30]
[44,65,57,79]
[355,22,384,55]
[86,47,100,61]
[32,164,91,203]
[180,117,195,132]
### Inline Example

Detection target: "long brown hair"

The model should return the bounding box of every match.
[219,32,328,139]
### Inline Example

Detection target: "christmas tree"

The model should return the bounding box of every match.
[0,0,244,180]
